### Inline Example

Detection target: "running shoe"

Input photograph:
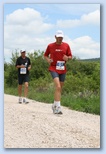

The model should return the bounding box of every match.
[52,104,63,114]
[23,98,29,104]
[55,106,63,114]
[52,104,56,113]
[18,97,22,104]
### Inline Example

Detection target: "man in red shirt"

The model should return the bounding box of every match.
[44,30,72,114]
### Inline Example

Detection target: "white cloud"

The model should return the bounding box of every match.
[56,10,100,28]
[4,8,54,39]
[4,8,54,61]
[4,8,100,62]
[67,36,100,59]
[81,10,100,25]
[57,19,80,28]
[6,8,42,25]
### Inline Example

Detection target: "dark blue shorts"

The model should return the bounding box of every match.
[50,71,66,82]
[18,75,29,85]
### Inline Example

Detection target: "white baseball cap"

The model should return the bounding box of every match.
[20,49,26,53]
[55,30,64,37]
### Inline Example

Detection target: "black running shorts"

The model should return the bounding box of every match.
[18,75,29,85]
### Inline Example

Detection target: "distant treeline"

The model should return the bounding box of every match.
[80,58,100,62]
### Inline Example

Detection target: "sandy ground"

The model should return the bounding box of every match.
[4,94,100,148]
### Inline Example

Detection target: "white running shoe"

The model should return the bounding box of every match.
[55,106,63,114]
[52,104,63,114]
[18,97,22,104]
[23,98,29,104]
[52,104,56,113]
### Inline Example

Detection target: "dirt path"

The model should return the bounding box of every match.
[4,94,100,148]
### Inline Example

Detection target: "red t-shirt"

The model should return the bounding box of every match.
[44,42,72,74]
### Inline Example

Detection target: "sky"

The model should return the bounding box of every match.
[4,3,100,62]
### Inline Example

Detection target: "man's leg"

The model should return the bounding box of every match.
[53,74,65,102]
[24,82,28,98]
[18,75,23,103]
[54,77,62,101]
[18,84,23,103]
[18,84,22,97]
[53,77,63,114]
[23,75,29,103]
[23,82,29,103]
[50,71,65,114]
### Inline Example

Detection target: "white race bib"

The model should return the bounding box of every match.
[20,68,26,74]
[56,61,65,70]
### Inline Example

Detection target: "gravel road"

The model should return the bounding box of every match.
[4,94,100,148]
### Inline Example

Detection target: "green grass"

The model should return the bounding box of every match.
[4,85,100,115]
[61,94,100,115]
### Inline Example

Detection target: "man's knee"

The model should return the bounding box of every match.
[18,85,22,89]
[25,82,28,88]
[56,85,61,91]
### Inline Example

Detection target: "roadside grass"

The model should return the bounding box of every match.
[61,94,100,115]
[4,85,100,115]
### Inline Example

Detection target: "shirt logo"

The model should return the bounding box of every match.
[55,49,62,52]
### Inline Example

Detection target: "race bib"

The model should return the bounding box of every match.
[56,61,65,70]
[20,68,26,74]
